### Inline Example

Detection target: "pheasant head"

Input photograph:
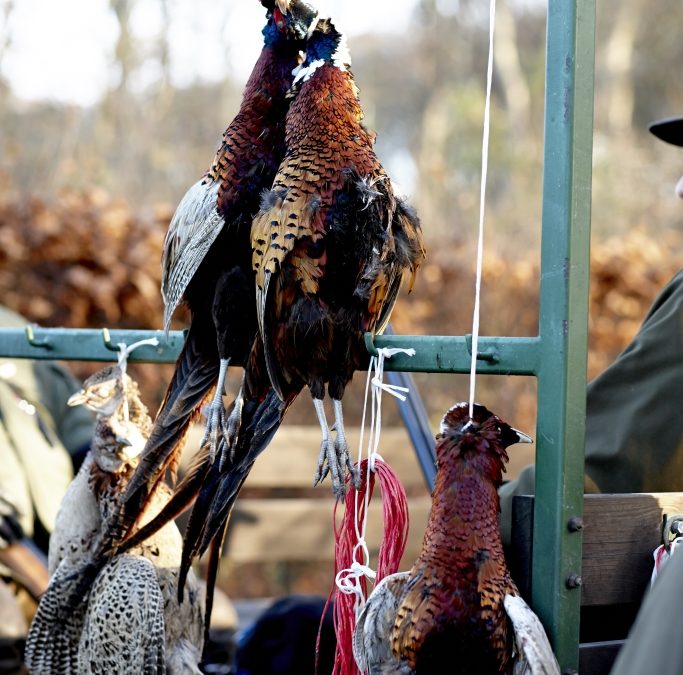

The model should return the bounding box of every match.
[69,365,150,474]
[68,365,128,417]
[437,402,532,486]
[261,0,319,43]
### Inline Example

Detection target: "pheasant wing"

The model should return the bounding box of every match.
[25,560,88,674]
[252,174,326,398]
[353,571,411,673]
[161,178,224,331]
[504,594,561,675]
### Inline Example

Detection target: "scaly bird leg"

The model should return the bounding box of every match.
[200,357,231,462]
[219,386,244,471]
[333,399,360,489]
[313,398,345,498]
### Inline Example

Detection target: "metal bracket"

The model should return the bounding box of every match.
[364,332,379,357]
[101,328,121,353]
[662,514,683,549]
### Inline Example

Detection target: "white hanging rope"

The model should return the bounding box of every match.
[115,337,159,420]
[468,0,497,421]
[116,337,160,376]
[335,345,415,615]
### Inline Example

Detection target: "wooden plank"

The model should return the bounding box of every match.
[579,640,624,675]
[581,493,683,606]
[185,424,537,490]
[510,493,683,608]
[225,497,432,564]
[186,424,433,490]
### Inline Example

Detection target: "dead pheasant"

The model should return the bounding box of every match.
[353,402,560,675]
[116,0,320,544]
[252,14,425,497]
[25,363,204,674]
[105,6,322,639]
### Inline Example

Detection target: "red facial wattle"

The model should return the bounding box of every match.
[273,7,286,31]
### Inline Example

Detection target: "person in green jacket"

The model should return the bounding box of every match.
[499,116,683,546]
[604,116,683,675]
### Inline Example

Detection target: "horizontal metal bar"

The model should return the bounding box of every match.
[370,334,541,375]
[0,327,185,363]
[0,328,541,375]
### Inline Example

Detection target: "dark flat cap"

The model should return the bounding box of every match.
[649,117,683,147]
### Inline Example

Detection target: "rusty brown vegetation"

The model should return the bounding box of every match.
[1,187,680,437]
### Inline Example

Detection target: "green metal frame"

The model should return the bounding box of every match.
[0,0,594,670]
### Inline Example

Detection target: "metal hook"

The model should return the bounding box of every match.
[464,334,499,363]
[101,328,120,352]
[25,325,53,350]
[364,332,379,357]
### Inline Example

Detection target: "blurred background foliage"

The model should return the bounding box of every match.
[0,0,682,437]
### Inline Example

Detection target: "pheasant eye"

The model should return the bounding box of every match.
[273,7,286,31]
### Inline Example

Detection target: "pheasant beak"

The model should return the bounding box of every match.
[276,0,290,13]
[512,428,533,444]
[67,390,87,407]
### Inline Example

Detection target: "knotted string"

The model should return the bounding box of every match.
[327,347,412,675]
[116,337,159,421]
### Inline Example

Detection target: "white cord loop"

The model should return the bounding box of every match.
[115,337,159,421]
[468,0,497,420]
[334,344,415,617]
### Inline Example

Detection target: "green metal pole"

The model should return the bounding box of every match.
[0,327,186,363]
[0,327,542,375]
[533,0,595,671]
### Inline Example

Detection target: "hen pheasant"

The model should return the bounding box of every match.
[25,364,204,674]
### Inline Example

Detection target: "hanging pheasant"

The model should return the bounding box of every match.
[353,403,560,675]
[25,362,204,674]
[252,14,425,497]
[102,5,321,638]
[116,0,320,542]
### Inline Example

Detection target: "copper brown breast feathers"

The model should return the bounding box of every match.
[252,16,425,498]
[354,403,560,675]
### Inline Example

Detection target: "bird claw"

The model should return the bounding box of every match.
[312,436,358,499]
[218,402,243,471]
[335,432,360,490]
[200,401,230,465]
[313,437,346,497]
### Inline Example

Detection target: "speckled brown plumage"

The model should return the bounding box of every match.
[25,364,204,674]
[252,18,425,495]
[354,403,559,675]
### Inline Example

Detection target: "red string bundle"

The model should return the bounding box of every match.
[321,458,409,675]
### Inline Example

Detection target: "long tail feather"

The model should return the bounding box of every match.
[200,516,230,658]
[178,388,299,626]
[195,389,296,558]
[116,324,219,541]
[119,444,211,554]
[177,456,225,599]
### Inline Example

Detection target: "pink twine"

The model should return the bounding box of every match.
[322,458,409,675]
